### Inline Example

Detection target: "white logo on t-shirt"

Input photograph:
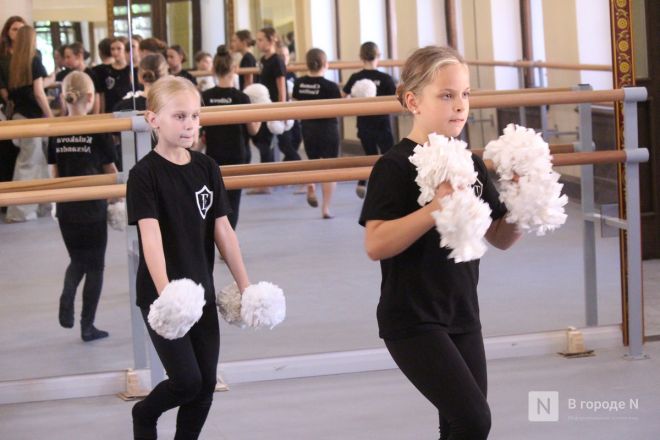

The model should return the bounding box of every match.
[472,177,483,198]
[195,185,214,219]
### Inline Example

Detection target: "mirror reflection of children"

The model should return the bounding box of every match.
[48,71,118,342]
[292,48,341,218]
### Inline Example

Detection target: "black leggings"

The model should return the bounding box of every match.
[385,330,490,440]
[58,220,107,328]
[226,189,242,229]
[133,304,220,440]
[357,125,393,186]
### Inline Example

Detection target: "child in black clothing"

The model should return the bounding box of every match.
[343,41,397,198]
[48,71,118,341]
[360,46,522,440]
[230,29,258,89]
[293,48,341,218]
[167,44,198,85]
[201,45,261,229]
[127,76,252,440]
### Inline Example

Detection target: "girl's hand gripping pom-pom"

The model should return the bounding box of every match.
[483,124,568,235]
[240,281,286,329]
[350,79,377,98]
[216,282,246,328]
[147,279,206,339]
[107,200,127,231]
[409,133,492,262]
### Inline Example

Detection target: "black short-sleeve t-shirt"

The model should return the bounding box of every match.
[259,53,286,102]
[56,67,98,88]
[7,56,48,118]
[126,150,231,307]
[358,138,508,340]
[175,69,198,85]
[47,133,116,223]
[201,86,251,165]
[343,69,396,131]
[292,75,340,124]
[239,52,259,90]
[95,64,139,113]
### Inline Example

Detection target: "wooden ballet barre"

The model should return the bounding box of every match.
[190,57,610,77]
[0,149,643,207]
[0,86,572,130]
[0,89,626,140]
[0,144,575,194]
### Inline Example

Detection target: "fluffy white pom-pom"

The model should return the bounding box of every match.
[216,282,245,327]
[409,133,477,206]
[267,119,294,135]
[240,281,286,329]
[484,124,568,235]
[243,83,271,104]
[148,279,206,339]
[350,79,377,98]
[409,133,491,262]
[107,200,127,231]
[432,190,492,262]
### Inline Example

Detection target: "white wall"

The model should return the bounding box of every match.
[416,0,447,47]
[575,0,612,90]
[234,0,252,30]
[490,0,522,89]
[201,0,225,53]
[359,0,388,54]
[530,0,546,86]
[310,0,337,80]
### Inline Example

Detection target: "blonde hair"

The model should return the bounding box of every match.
[396,46,466,111]
[62,71,95,105]
[146,75,200,114]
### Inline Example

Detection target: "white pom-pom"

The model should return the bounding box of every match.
[148,279,206,339]
[409,133,492,262]
[107,200,126,231]
[484,124,568,235]
[409,133,477,206]
[267,119,294,135]
[240,281,286,329]
[350,79,377,98]
[216,282,245,327]
[243,83,271,104]
[432,190,492,262]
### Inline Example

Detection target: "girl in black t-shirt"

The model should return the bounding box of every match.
[343,41,397,198]
[57,42,101,114]
[113,53,169,112]
[246,27,288,186]
[167,44,197,86]
[230,29,258,90]
[48,71,118,341]
[202,45,260,229]
[293,48,341,218]
[96,37,138,113]
[127,76,252,440]
[360,46,522,440]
